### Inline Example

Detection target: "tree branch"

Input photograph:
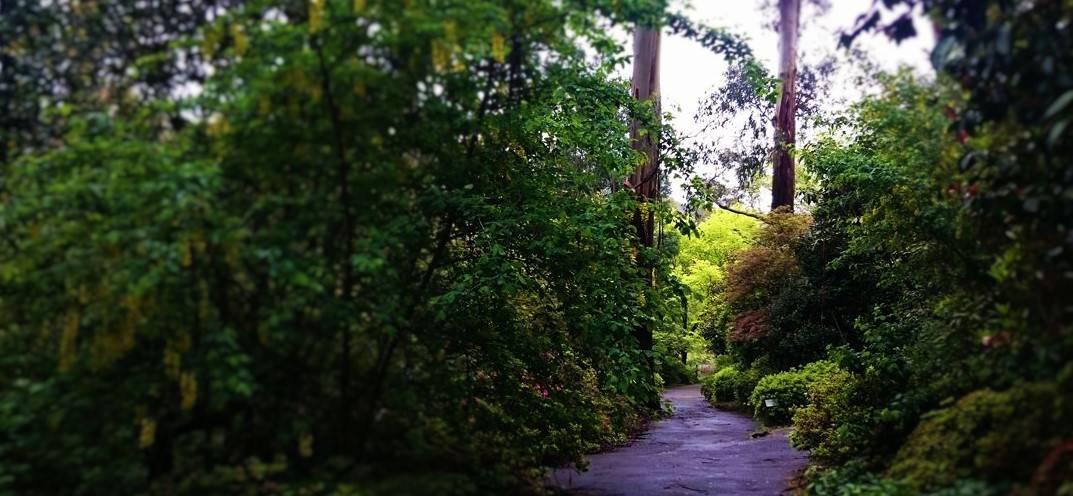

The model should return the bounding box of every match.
[715,202,768,222]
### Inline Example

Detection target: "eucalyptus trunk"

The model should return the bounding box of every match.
[771,0,800,211]
[629,26,660,359]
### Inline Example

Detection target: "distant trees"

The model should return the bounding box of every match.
[678,4,834,218]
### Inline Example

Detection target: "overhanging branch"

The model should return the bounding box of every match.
[714,202,768,222]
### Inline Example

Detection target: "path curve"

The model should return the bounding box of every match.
[547,384,808,495]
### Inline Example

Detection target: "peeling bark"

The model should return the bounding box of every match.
[629,27,660,360]
[771,0,800,211]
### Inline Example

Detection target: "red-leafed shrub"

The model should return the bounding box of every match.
[730,310,770,342]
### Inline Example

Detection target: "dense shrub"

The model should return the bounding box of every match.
[716,213,854,371]
[0,1,680,493]
[658,355,698,386]
[807,463,914,496]
[888,383,1073,492]
[722,215,810,366]
[701,366,742,404]
[808,461,1003,496]
[735,363,767,405]
[723,214,809,308]
[688,0,1073,490]
[790,366,864,464]
[1026,439,1073,496]
[802,0,1073,488]
[749,361,837,426]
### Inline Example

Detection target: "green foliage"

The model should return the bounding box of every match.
[710,211,848,371]
[655,353,697,387]
[3,0,1071,493]
[778,73,967,472]
[807,463,914,496]
[683,57,1073,493]
[677,0,1073,492]
[786,67,1073,493]
[734,363,767,407]
[809,466,1002,496]
[888,383,1073,492]
[0,0,683,493]
[783,0,1073,486]
[749,361,836,426]
[789,366,862,465]
[0,0,237,160]
[675,211,758,286]
[672,210,757,356]
[699,359,767,410]
[700,366,741,404]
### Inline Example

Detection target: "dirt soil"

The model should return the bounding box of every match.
[546,384,808,495]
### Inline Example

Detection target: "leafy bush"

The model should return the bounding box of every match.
[0,1,680,493]
[790,366,861,464]
[701,366,742,404]
[722,215,810,363]
[723,212,810,312]
[808,463,1000,496]
[697,0,1073,489]
[718,212,851,371]
[735,363,766,404]
[750,361,837,426]
[1026,438,1073,496]
[657,354,697,386]
[807,463,913,496]
[888,382,1073,491]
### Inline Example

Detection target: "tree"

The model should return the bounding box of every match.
[771,0,801,211]
[0,0,242,162]
[0,1,677,493]
[672,10,832,218]
[629,25,662,362]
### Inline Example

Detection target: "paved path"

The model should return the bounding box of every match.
[547,384,808,495]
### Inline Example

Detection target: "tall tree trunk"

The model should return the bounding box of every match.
[629,27,660,366]
[771,0,800,212]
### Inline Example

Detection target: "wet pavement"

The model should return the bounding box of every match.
[547,384,808,495]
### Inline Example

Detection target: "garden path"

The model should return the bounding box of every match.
[547,384,808,495]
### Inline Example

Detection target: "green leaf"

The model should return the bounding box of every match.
[1044,90,1073,120]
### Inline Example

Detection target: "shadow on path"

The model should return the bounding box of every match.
[546,384,808,495]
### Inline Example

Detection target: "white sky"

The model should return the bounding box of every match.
[650,0,936,206]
